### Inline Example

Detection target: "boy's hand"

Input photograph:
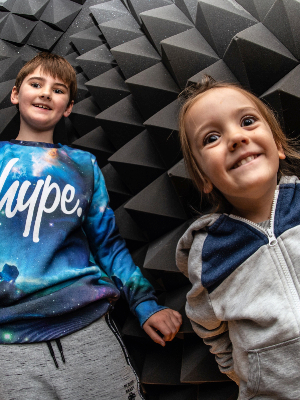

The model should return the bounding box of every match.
[143,309,182,346]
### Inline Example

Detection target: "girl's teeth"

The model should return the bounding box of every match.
[236,155,256,168]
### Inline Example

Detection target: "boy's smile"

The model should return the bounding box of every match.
[185,87,286,220]
[11,66,73,143]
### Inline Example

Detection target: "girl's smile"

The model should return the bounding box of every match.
[185,87,286,220]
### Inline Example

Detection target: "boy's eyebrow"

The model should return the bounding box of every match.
[27,76,68,90]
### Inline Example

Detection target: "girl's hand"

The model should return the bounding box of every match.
[142,309,182,346]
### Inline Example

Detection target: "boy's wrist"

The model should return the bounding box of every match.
[134,300,167,327]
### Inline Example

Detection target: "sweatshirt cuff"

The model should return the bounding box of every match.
[134,300,167,327]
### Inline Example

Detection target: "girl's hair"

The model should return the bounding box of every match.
[178,75,300,211]
[15,52,77,106]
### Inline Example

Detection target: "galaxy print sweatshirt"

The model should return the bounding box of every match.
[0,140,164,344]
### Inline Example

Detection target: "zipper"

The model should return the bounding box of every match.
[105,313,145,400]
[230,187,300,309]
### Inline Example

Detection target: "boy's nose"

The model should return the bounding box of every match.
[227,133,250,151]
[40,89,51,100]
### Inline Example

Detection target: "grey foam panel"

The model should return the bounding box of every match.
[145,385,198,400]
[0,0,15,12]
[195,0,258,57]
[70,25,104,55]
[27,21,63,50]
[0,55,23,84]
[188,59,239,85]
[0,105,19,141]
[163,285,193,333]
[161,28,219,89]
[263,0,300,59]
[235,0,276,22]
[196,382,239,400]
[74,72,89,102]
[125,62,180,120]
[0,14,37,43]
[223,22,299,95]
[85,67,130,110]
[126,0,173,24]
[0,78,15,108]
[174,0,198,23]
[108,130,165,194]
[98,14,143,49]
[101,163,132,210]
[68,96,101,136]
[76,44,116,80]
[140,4,194,55]
[40,0,82,31]
[95,94,144,149]
[111,35,161,79]
[11,0,49,20]
[89,0,130,25]
[124,173,188,240]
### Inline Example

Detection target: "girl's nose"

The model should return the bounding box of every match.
[227,133,250,151]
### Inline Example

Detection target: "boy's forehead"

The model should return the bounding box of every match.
[25,66,69,87]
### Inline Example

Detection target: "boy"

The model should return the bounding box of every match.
[0,52,182,400]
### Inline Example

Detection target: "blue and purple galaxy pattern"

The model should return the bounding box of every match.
[0,140,162,343]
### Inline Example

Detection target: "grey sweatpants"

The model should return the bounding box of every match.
[0,315,144,400]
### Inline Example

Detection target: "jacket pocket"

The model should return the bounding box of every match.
[245,337,300,399]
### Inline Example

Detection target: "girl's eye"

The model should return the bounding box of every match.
[203,133,220,145]
[241,116,256,126]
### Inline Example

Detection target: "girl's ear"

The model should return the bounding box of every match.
[11,86,19,105]
[203,179,213,194]
[277,143,286,160]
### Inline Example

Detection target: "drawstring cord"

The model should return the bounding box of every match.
[46,338,65,369]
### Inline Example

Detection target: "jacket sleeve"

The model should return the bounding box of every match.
[83,158,166,326]
[176,223,239,385]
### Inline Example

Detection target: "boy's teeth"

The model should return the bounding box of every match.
[35,105,49,109]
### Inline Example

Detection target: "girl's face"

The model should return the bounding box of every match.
[185,87,286,208]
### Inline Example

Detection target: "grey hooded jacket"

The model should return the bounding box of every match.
[176,176,300,400]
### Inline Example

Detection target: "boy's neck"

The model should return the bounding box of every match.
[15,126,54,144]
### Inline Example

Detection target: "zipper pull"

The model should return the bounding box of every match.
[267,228,277,246]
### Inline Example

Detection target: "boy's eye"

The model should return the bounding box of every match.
[31,83,40,88]
[241,116,256,126]
[54,89,63,94]
[203,133,220,145]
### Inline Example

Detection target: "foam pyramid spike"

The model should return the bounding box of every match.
[146,385,198,400]
[89,0,130,25]
[69,0,85,4]
[161,28,219,89]
[235,0,276,21]
[0,105,19,141]
[181,333,229,383]
[261,65,300,139]
[76,44,116,80]
[0,55,23,83]
[74,72,89,103]
[195,0,258,57]
[0,14,37,44]
[64,51,82,73]
[188,59,239,85]
[71,126,115,168]
[126,0,173,24]
[0,0,16,12]
[141,339,183,384]
[27,21,63,50]
[11,0,49,20]
[108,130,165,194]
[140,4,194,55]
[125,62,180,120]
[95,94,144,149]
[99,14,143,49]
[101,163,132,210]
[124,172,188,240]
[174,0,198,23]
[40,0,82,31]
[0,11,8,31]
[0,38,20,60]
[68,97,101,137]
[15,44,39,62]
[223,23,299,96]
[263,0,300,59]
[70,25,104,55]
[164,285,193,333]
[144,221,191,272]
[0,78,14,108]
[111,35,161,79]
[143,99,181,168]
[114,205,148,250]
[85,67,130,110]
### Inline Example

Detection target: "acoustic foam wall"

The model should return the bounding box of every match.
[0,0,298,398]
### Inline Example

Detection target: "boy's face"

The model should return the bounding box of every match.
[185,87,285,206]
[11,66,73,136]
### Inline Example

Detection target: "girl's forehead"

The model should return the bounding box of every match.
[193,87,257,110]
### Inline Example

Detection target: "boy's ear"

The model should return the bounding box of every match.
[64,100,74,117]
[11,86,19,105]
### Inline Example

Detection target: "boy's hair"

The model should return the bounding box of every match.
[15,52,77,106]
[178,75,300,211]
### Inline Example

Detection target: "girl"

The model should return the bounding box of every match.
[176,76,300,400]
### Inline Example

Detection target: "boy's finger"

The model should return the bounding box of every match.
[143,325,165,346]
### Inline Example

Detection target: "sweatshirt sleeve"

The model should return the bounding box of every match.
[176,221,239,384]
[83,158,165,326]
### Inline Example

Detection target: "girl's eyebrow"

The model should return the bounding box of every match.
[27,76,68,90]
